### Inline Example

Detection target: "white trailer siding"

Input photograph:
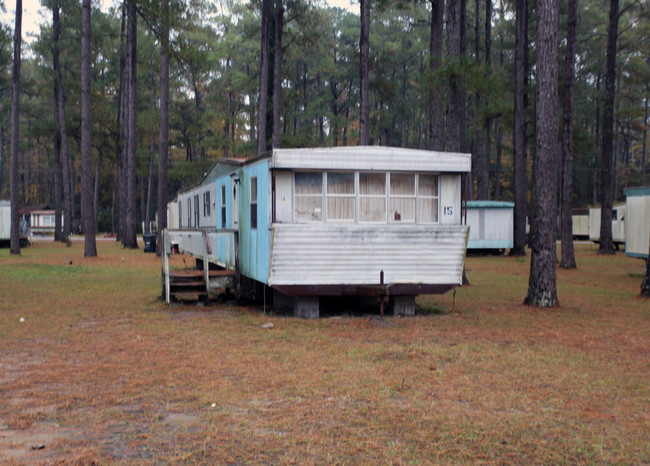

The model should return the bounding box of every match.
[624,187,650,259]
[466,201,514,250]
[588,205,625,245]
[268,223,468,289]
[0,200,10,240]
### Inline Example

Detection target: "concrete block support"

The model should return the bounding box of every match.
[391,295,416,316]
[293,296,320,319]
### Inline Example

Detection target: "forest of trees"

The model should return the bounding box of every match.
[0,0,648,286]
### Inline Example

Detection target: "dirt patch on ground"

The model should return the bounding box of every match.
[1,241,648,463]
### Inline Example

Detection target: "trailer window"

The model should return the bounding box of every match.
[327,172,355,221]
[203,191,210,217]
[220,185,226,227]
[295,172,323,222]
[187,198,191,227]
[250,177,258,229]
[417,174,439,223]
[194,195,200,227]
[390,173,415,223]
[359,173,386,222]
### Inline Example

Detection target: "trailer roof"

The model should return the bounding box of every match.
[271,146,471,173]
[624,186,650,197]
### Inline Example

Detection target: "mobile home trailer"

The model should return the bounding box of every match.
[571,208,589,240]
[466,200,514,252]
[624,187,650,259]
[164,146,471,318]
[588,204,626,248]
[0,200,10,244]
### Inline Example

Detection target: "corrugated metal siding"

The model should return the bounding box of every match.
[268,224,469,286]
[624,194,650,258]
[588,205,626,243]
[175,230,236,270]
[467,204,514,249]
[0,202,10,240]
[271,147,471,173]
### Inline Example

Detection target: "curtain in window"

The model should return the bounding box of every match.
[418,174,439,223]
[327,173,355,221]
[390,173,415,222]
[295,172,323,221]
[360,173,386,222]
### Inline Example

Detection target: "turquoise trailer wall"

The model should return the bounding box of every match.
[238,160,271,284]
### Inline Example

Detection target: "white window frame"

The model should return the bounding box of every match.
[325,171,356,223]
[294,172,324,223]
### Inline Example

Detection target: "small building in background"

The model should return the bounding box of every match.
[571,208,589,240]
[29,209,65,235]
[588,204,626,248]
[624,187,650,259]
[466,200,514,253]
[0,200,10,243]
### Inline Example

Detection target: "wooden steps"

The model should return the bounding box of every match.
[167,269,236,303]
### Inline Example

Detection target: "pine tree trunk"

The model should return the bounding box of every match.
[124,0,138,249]
[52,1,63,242]
[511,0,528,256]
[9,0,22,255]
[446,0,461,152]
[428,0,443,151]
[257,0,270,155]
[599,0,619,255]
[641,241,650,297]
[157,0,170,256]
[116,4,126,243]
[359,0,370,146]
[524,0,559,307]
[81,0,96,257]
[560,0,578,269]
[272,2,284,149]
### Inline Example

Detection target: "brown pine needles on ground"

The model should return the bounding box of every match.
[0,240,648,464]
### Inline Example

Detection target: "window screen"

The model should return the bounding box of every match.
[250,177,258,229]
[359,173,386,222]
[327,172,355,221]
[390,173,415,222]
[417,174,439,223]
[220,185,227,227]
[295,172,323,222]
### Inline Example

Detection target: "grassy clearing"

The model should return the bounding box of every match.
[0,241,648,464]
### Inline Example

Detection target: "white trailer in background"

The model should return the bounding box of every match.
[466,201,514,252]
[588,204,626,248]
[0,200,10,244]
[571,208,589,240]
[624,187,650,259]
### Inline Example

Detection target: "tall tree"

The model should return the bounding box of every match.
[642,239,650,297]
[524,0,559,307]
[511,0,527,256]
[9,0,22,255]
[598,0,619,255]
[446,0,461,152]
[157,0,170,256]
[359,0,370,145]
[272,1,284,149]
[81,0,96,256]
[51,0,63,242]
[124,0,138,248]
[257,0,270,155]
[428,0,443,151]
[560,0,578,269]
